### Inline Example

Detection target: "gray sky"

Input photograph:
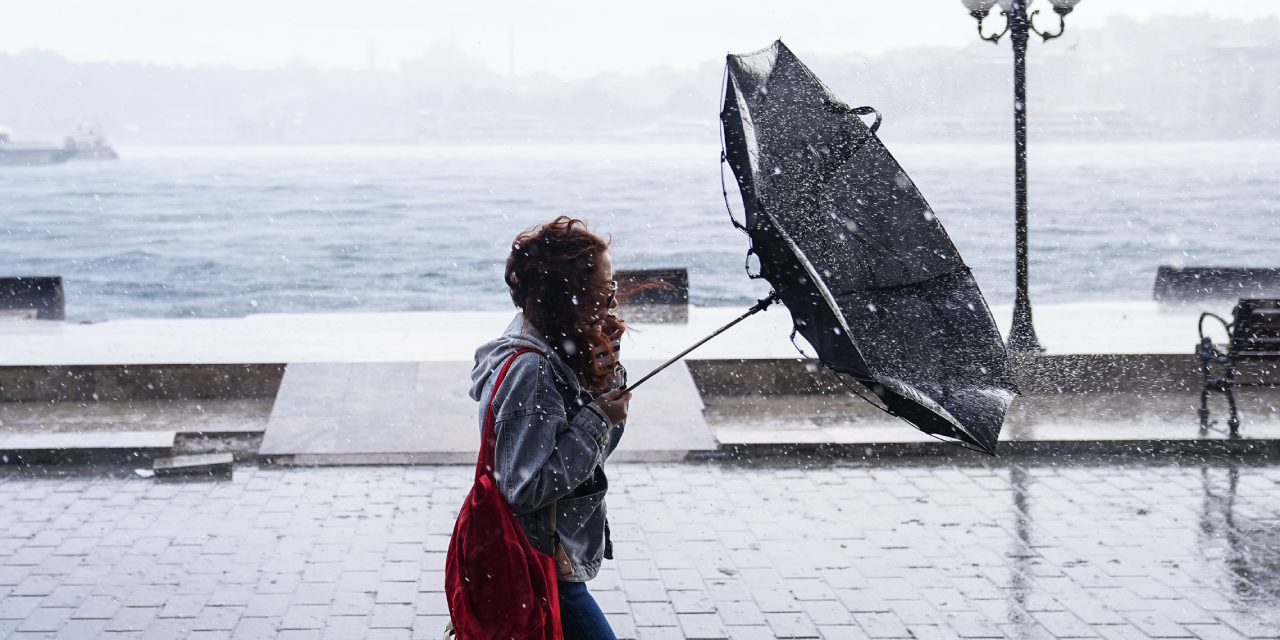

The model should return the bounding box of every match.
[3,0,1277,77]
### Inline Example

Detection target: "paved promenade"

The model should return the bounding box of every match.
[1,458,1278,640]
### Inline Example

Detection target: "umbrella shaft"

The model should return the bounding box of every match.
[624,293,778,392]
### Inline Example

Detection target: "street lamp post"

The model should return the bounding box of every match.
[961,0,1080,352]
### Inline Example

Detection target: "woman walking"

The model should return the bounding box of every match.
[448,216,630,640]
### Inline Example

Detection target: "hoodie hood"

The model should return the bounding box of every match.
[470,311,581,401]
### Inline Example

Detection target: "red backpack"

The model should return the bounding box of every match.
[446,349,562,640]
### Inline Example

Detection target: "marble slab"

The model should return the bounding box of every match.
[0,431,176,450]
[259,358,715,465]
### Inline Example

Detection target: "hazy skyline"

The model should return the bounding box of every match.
[3,12,1274,146]
[3,0,1278,78]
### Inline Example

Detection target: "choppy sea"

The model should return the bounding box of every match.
[1,141,1276,323]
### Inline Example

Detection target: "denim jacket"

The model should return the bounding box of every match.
[469,312,625,582]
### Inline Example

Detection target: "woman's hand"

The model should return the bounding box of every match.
[592,388,632,426]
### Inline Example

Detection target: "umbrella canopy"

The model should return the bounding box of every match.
[720,40,1018,453]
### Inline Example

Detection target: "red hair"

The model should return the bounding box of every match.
[506,216,624,390]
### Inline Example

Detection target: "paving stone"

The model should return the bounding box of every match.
[159,594,207,618]
[281,605,328,630]
[1031,611,1099,638]
[1122,610,1195,638]
[293,582,337,606]
[319,615,368,640]
[633,602,680,627]
[1095,624,1164,640]
[789,579,839,602]
[854,612,913,639]
[670,590,716,614]
[624,579,671,603]
[1147,599,1218,625]
[70,595,120,619]
[119,585,174,609]
[997,621,1060,640]
[679,613,730,639]
[818,625,874,640]
[370,603,414,629]
[620,560,663,581]
[593,589,631,615]
[335,571,381,593]
[805,601,856,626]
[837,589,891,613]
[244,593,291,618]
[411,592,447,617]
[768,612,822,639]
[12,575,61,597]
[53,618,106,639]
[1183,623,1252,640]
[381,562,419,583]
[662,569,706,591]
[888,600,944,625]
[0,566,35,587]
[103,606,161,632]
[192,606,245,631]
[726,626,776,640]
[411,615,451,640]
[608,612,639,640]
[1214,612,1280,639]
[376,582,418,605]
[906,624,965,640]
[16,607,73,632]
[366,628,411,640]
[278,630,323,640]
[748,587,804,613]
[638,626,688,640]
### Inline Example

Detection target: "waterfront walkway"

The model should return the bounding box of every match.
[2,458,1278,639]
[0,301,1236,366]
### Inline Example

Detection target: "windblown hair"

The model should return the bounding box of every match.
[506,216,624,391]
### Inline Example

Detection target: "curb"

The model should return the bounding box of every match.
[690,438,1280,464]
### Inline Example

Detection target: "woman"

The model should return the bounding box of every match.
[468,216,631,640]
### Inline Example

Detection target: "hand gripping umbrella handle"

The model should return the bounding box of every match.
[622,292,779,393]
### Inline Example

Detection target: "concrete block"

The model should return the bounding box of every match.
[615,360,716,461]
[617,268,689,324]
[0,431,174,466]
[0,364,284,403]
[0,277,63,321]
[261,359,714,464]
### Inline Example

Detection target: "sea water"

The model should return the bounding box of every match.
[1,141,1276,323]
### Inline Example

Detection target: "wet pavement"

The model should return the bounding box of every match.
[2,456,1279,639]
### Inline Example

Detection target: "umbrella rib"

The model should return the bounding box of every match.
[765,210,860,349]
[831,266,973,297]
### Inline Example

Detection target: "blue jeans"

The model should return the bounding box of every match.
[559,581,616,640]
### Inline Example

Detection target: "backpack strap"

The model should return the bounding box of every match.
[476,348,540,481]
[478,347,573,577]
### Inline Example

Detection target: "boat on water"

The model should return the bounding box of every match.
[0,124,118,166]
[65,124,119,160]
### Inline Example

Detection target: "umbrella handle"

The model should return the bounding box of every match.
[622,292,779,393]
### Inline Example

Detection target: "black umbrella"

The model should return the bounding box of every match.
[628,40,1017,453]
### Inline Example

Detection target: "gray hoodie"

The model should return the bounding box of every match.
[469,312,625,581]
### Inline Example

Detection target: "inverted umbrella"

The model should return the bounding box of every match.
[628,40,1017,453]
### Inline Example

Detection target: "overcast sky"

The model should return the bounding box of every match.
[3,0,1277,78]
